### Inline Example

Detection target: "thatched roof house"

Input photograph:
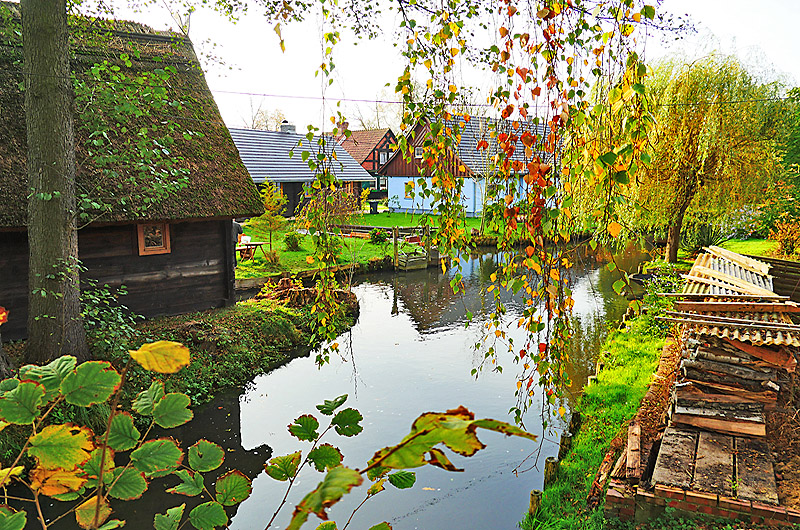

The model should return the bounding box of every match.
[0,4,264,340]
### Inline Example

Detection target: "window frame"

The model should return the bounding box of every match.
[137,222,171,256]
[414,146,424,159]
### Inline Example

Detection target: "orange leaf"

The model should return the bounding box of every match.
[30,466,87,496]
[608,222,623,238]
[0,306,7,326]
[306,255,315,264]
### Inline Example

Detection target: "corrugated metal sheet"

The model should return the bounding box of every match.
[677,250,800,346]
[682,253,774,296]
[229,128,374,184]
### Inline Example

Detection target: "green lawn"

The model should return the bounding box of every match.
[720,238,778,258]
[349,211,489,232]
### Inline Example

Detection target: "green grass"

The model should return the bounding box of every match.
[348,211,488,232]
[520,315,664,530]
[720,238,778,258]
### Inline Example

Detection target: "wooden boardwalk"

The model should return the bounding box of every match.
[652,426,779,505]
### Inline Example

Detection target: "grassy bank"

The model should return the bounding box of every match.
[720,238,779,257]
[520,315,665,530]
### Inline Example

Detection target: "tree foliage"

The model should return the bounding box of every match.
[628,54,787,261]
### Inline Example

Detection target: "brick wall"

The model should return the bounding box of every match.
[604,480,800,526]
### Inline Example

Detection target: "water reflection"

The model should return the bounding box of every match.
[32,246,646,530]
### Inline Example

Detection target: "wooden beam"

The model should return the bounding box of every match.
[673,301,800,313]
[722,338,797,372]
[626,421,641,483]
[680,274,753,294]
[689,266,777,297]
[656,315,800,335]
[651,426,697,489]
[659,292,789,300]
[705,246,772,276]
[684,380,777,403]
[736,437,779,504]
[671,414,765,437]
[693,431,734,497]
[665,311,799,330]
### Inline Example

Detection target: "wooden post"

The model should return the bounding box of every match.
[558,432,573,461]
[543,456,559,488]
[528,490,542,516]
[568,411,582,435]
[393,226,399,269]
[424,225,431,266]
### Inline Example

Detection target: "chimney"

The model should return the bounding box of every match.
[279,120,296,134]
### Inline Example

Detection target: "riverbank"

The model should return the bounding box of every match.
[520,314,666,530]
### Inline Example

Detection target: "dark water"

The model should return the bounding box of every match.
[28,248,647,530]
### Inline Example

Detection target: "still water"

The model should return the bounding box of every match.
[34,249,646,530]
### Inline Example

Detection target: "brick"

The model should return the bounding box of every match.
[750,515,764,526]
[620,507,635,519]
[669,500,698,513]
[697,505,715,516]
[686,491,718,507]
[753,503,787,521]
[655,484,685,501]
[635,488,655,502]
[788,508,800,524]
[714,509,733,519]
[719,497,751,513]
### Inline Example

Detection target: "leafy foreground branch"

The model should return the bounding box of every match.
[0,337,538,530]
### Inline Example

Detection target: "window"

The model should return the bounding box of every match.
[414,146,424,159]
[137,222,171,255]
[405,180,414,199]
[379,151,389,165]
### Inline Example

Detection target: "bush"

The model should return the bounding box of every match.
[770,221,800,255]
[679,220,732,254]
[264,249,280,265]
[369,228,388,244]
[284,231,303,251]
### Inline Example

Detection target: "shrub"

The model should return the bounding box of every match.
[264,249,280,265]
[770,221,800,255]
[679,220,732,254]
[369,228,388,244]
[284,231,303,251]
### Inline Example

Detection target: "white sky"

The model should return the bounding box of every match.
[116,0,800,131]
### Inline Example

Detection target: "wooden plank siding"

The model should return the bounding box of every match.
[0,220,235,342]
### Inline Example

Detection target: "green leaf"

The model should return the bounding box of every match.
[369,524,392,530]
[60,361,121,407]
[316,523,337,530]
[82,447,115,488]
[18,356,76,402]
[153,393,193,429]
[307,444,343,472]
[612,279,626,295]
[288,414,319,441]
[287,467,363,530]
[215,470,251,506]
[107,412,140,451]
[97,521,126,530]
[108,467,148,500]
[365,466,389,481]
[612,170,629,184]
[166,469,204,496]
[131,438,183,478]
[188,501,227,530]
[387,471,416,489]
[316,394,347,416]
[265,451,301,481]
[0,505,26,530]
[133,381,165,416]
[598,151,617,166]
[154,504,185,530]
[331,408,363,437]
[642,4,655,19]
[0,381,45,424]
[28,424,93,469]
[188,439,224,473]
[0,379,18,393]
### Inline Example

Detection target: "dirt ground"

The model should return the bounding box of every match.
[767,371,800,509]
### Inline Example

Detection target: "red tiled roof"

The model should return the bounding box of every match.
[337,129,391,163]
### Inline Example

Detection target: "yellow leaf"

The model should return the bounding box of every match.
[30,465,87,496]
[516,381,522,390]
[306,256,315,264]
[558,406,566,418]
[75,496,111,530]
[607,221,623,238]
[0,420,9,433]
[549,269,560,282]
[424,59,432,69]
[129,341,190,374]
[448,85,457,93]
[0,465,24,487]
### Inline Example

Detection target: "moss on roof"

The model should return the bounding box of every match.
[0,4,264,228]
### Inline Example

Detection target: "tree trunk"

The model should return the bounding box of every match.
[0,330,14,380]
[664,214,684,263]
[22,0,89,364]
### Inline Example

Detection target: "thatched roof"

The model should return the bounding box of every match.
[0,3,263,228]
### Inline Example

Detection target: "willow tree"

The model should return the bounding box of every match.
[632,54,786,262]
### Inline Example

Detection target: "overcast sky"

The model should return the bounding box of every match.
[116,0,800,132]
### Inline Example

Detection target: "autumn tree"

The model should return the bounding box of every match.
[259,181,288,250]
[631,54,786,262]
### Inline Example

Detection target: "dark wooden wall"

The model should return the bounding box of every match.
[0,219,235,342]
